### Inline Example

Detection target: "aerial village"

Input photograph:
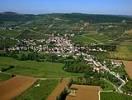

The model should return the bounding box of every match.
[2,34,130,100]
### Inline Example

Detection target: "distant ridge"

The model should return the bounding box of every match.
[0,11,132,16]
[1,12,18,14]
[0,12,132,23]
[0,12,35,22]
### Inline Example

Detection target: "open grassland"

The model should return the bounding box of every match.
[101,92,132,100]
[110,42,132,60]
[16,80,58,100]
[0,57,82,78]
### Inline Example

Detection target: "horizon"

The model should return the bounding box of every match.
[1,11,132,16]
[0,0,132,16]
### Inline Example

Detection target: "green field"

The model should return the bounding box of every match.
[101,92,132,100]
[0,29,19,38]
[110,42,132,60]
[0,57,82,78]
[101,79,116,91]
[15,80,58,100]
[0,73,11,82]
[72,33,112,45]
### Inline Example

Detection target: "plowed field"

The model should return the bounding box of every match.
[0,75,37,100]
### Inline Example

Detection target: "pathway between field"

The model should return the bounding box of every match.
[47,79,70,100]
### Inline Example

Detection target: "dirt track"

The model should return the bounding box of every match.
[123,61,132,79]
[0,75,37,100]
[47,79,69,100]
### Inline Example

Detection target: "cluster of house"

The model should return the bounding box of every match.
[8,35,74,54]
[8,34,126,82]
[8,34,125,74]
[8,34,106,55]
[8,34,123,74]
[5,33,129,95]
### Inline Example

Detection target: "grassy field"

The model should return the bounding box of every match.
[0,57,82,78]
[101,92,132,100]
[0,73,11,82]
[15,80,58,100]
[0,29,19,38]
[110,42,132,60]
[101,79,116,91]
[72,33,112,45]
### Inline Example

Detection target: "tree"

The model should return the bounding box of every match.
[20,53,27,60]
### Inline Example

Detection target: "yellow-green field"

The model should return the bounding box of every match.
[72,33,112,45]
[110,42,132,60]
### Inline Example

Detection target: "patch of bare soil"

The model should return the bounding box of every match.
[123,61,132,79]
[66,84,101,100]
[47,79,70,100]
[0,75,37,100]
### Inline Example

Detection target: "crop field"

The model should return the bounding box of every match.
[110,42,132,60]
[16,79,58,100]
[0,57,82,78]
[101,92,132,100]
[0,75,37,100]
[72,33,113,45]
[66,84,101,100]
[123,61,132,79]
[0,12,132,100]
